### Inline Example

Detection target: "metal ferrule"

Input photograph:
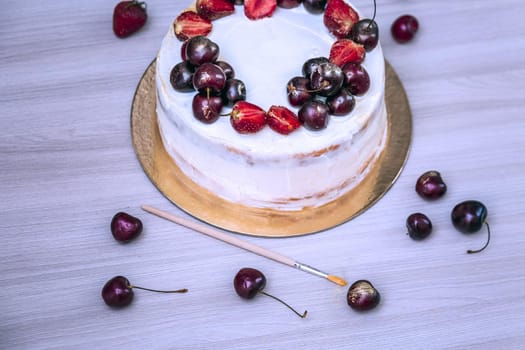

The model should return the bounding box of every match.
[294,262,329,279]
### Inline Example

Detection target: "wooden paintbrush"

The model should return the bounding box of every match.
[141,205,347,287]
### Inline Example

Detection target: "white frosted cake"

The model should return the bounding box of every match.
[155,2,387,211]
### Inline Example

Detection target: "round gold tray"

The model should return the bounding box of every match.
[131,60,411,237]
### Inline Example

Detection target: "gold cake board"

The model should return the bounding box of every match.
[131,60,412,237]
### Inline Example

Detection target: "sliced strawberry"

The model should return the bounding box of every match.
[329,39,365,67]
[323,0,359,38]
[174,11,212,41]
[267,106,301,135]
[196,0,235,20]
[244,0,277,20]
[113,1,148,38]
[230,101,267,133]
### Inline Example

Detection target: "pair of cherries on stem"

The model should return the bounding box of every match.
[406,171,491,254]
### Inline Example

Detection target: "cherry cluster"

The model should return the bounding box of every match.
[286,57,370,131]
[171,34,306,135]
[170,35,247,124]
[281,0,382,130]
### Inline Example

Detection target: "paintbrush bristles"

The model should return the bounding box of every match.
[327,275,348,286]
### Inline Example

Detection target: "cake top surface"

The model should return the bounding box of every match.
[157,4,385,158]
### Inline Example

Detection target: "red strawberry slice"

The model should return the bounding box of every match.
[244,0,277,20]
[113,1,148,38]
[329,39,365,67]
[174,11,212,41]
[230,101,267,133]
[323,0,359,38]
[267,106,301,135]
[196,0,235,21]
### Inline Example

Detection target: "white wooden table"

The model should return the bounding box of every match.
[2,1,524,349]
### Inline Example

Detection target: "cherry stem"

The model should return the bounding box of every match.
[203,88,223,118]
[258,291,307,318]
[129,285,188,294]
[467,221,491,254]
[366,0,377,31]
[289,81,330,95]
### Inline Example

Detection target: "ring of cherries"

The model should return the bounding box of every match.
[168,0,419,135]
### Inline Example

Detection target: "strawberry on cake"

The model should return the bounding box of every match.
[155,0,388,211]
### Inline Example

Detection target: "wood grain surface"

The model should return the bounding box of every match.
[1,1,524,349]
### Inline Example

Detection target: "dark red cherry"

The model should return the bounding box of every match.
[277,0,302,9]
[185,35,219,66]
[351,19,379,52]
[101,276,188,308]
[215,61,235,79]
[451,200,487,233]
[303,0,326,14]
[451,200,490,254]
[350,0,379,51]
[192,92,223,123]
[170,61,195,92]
[415,170,447,200]
[192,63,226,93]
[233,268,307,318]
[391,15,419,44]
[406,213,432,240]
[234,267,266,299]
[309,62,344,97]
[298,100,330,131]
[110,212,143,243]
[287,76,313,107]
[341,63,370,96]
[347,280,380,311]
[326,88,355,116]
[222,78,247,106]
[302,56,330,78]
[180,40,189,61]
[102,276,134,307]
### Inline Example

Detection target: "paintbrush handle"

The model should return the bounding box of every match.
[142,205,296,267]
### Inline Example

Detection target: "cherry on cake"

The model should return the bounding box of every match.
[155,1,387,211]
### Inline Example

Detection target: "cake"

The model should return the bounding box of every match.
[155,1,387,211]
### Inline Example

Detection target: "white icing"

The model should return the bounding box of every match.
[156,4,387,210]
